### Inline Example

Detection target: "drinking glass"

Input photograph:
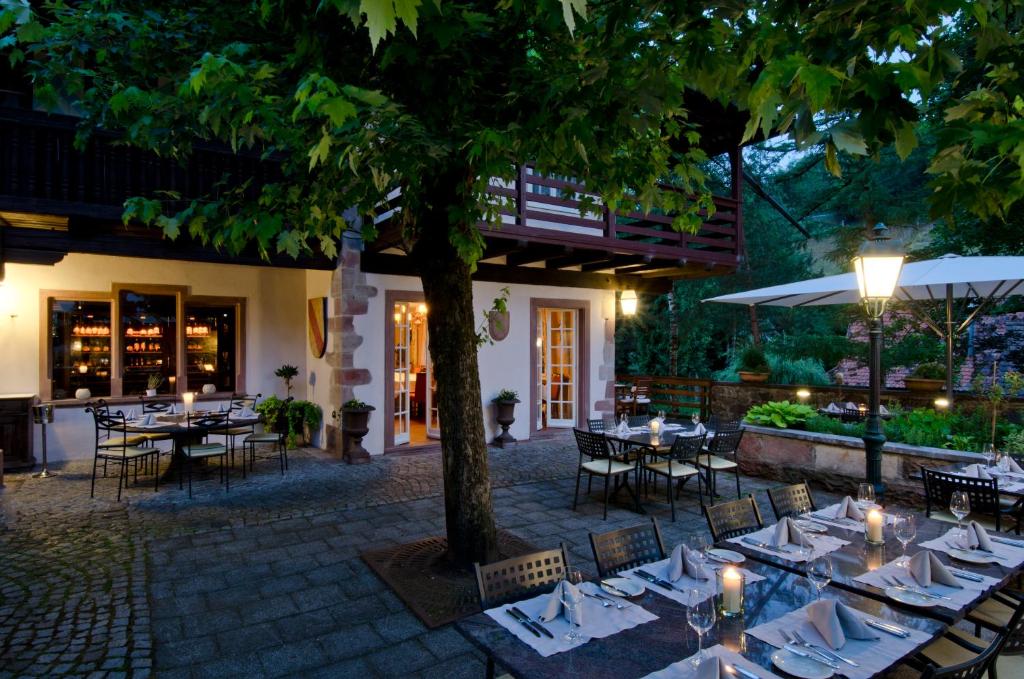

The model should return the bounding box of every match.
[857,483,876,507]
[692,412,701,427]
[949,490,971,543]
[689,533,710,567]
[806,554,833,599]
[982,443,995,468]
[562,569,587,643]
[893,513,917,569]
[687,588,716,667]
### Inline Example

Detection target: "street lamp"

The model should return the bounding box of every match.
[852,224,904,497]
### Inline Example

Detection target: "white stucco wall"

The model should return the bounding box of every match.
[353,273,614,456]
[304,269,334,447]
[0,254,322,462]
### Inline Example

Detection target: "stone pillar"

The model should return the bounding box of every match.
[594,303,616,418]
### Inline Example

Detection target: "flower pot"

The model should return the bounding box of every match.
[75,388,92,400]
[145,388,157,397]
[342,406,375,464]
[492,399,519,448]
[738,371,770,383]
[904,377,945,392]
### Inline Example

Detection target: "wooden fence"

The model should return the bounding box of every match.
[616,375,713,421]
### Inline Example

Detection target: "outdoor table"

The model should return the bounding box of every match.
[124,414,260,477]
[455,558,945,679]
[935,461,1024,499]
[720,508,1024,624]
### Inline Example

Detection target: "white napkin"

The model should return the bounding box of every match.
[142,414,155,426]
[807,599,879,649]
[772,517,811,548]
[965,521,995,552]
[696,656,728,679]
[617,420,630,436]
[845,402,858,410]
[237,406,257,419]
[1005,456,1024,473]
[879,404,890,416]
[693,422,707,436]
[826,403,841,414]
[667,545,709,582]
[961,463,992,479]
[909,551,961,588]
[126,409,137,420]
[835,496,865,521]
[539,580,583,625]
[168,404,178,414]
[218,403,226,413]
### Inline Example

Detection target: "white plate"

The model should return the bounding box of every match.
[771,649,834,679]
[707,548,746,564]
[601,577,645,598]
[946,547,996,564]
[884,586,939,608]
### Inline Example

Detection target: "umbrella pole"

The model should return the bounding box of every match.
[945,284,955,406]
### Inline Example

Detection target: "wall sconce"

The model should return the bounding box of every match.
[934,397,950,410]
[795,388,811,401]
[619,290,638,316]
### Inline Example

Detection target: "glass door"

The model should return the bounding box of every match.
[393,303,411,445]
[544,308,577,427]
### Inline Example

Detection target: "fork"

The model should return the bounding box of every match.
[792,630,859,667]
[781,630,834,665]
[582,592,612,608]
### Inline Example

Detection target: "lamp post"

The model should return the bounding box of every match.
[852,224,905,497]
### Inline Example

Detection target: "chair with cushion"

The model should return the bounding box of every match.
[572,428,636,519]
[922,468,1019,533]
[767,481,817,520]
[88,406,159,501]
[912,595,1024,678]
[137,396,174,472]
[643,433,705,520]
[180,412,231,498]
[241,427,288,477]
[213,393,261,462]
[704,495,764,542]
[697,429,744,500]
[589,518,667,577]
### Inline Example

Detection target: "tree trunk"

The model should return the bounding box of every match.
[410,209,498,569]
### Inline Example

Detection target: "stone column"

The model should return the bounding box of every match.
[595,308,616,419]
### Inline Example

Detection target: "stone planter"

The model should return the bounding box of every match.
[492,399,519,448]
[342,406,375,464]
[738,371,770,383]
[904,377,945,393]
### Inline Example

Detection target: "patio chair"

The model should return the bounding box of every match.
[88,406,159,501]
[138,396,174,457]
[627,414,650,428]
[704,495,764,542]
[840,407,865,423]
[707,415,741,433]
[587,417,608,433]
[921,468,1020,534]
[911,596,1024,678]
[633,382,652,416]
[212,393,261,461]
[642,432,705,521]
[767,481,817,520]
[589,518,666,577]
[180,412,231,498]
[572,428,636,520]
[697,428,744,499]
[241,428,288,477]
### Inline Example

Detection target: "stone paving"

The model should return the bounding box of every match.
[1,432,872,678]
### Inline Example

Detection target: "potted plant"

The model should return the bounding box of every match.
[145,373,164,397]
[904,361,946,392]
[275,364,300,397]
[737,345,771,383]
[284,399,323,447]
[341,398,375,464]
[491,388,520,448]
[254,395,289,433]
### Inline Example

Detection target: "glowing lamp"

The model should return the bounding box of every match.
[619,290,638,316]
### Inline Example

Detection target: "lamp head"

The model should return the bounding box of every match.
[619,289,638,316]
[852,223,904,319]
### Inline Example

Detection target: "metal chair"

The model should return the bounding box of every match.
[922,468,1019,533]
[587,418,607,433]
[767,481,817,520]
[138,396,174,467]
[697,429,744,500]
[643,433,705,521]
[589,518,666,577]
[87,406,159,501]
[708,415,741,432]
[704,495,764,542]
[241,428,288,477]
[572,428,637,519]
[627,414,650,428]
[912,597,1024,678]
[181,412,231,498]
[213,393,261,461]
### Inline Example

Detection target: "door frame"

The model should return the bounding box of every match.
[529,298,590,431]
[383,290,426,451]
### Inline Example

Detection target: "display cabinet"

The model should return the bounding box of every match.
[119,290,176,395]
[184,304,237,393]
[49,299,113,399]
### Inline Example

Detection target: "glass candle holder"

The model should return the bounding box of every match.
[865,508,885,545]
[717,566,745,617]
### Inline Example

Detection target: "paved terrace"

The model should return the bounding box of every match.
[2,432,868,679]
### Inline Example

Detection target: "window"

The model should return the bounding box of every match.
[184,304,237,393]
[120,290,177,395]
[49,299,113,399]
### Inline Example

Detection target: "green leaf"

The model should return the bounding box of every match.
[321,96,357,127]
[393,0,420,37]
[560,0,587,35]
[830,127,868,156]
[308,131,332,170]
[893,120,917,160]
[360,0,396,52]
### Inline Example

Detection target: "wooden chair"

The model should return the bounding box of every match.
[572,428,636,519]
[87,406,159,501]
[643,433,705,521]
[922,468,1020,533]
[767,481,817,520]
[704,495,764,542]
[697,429,744,500]
[912,596,1024,678]
[633,382,652,416]
[589,518,667,577]
[181,412,231,498]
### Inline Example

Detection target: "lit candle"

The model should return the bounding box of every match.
[866,508,884,544]
[182,392,195,414]
[649,418,661,435]
[722,567,744,615]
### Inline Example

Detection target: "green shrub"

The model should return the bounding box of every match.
[805,415,866,438]
[254,395,286,430]
[285,400,322,447]
[767,354,830,386]
[744,400,817,428]
[909,362,946,380]
[1005,427,1024,454]
[494,388,519,402]
[738,345,770,373]
[884,408,951,448]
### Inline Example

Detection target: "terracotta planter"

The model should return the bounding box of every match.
[342,406,375,464]
[904,377,945,392]
[492,399,519,448]
[738,371,770,384]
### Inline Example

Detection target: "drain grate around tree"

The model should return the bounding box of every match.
[361,531,536,628]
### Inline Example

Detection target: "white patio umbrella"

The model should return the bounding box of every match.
[703,254,1024,401]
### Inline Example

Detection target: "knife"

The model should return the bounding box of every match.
[506,609,540,638]
[811,512,856,526]
[741,537,789,554]
[599,579,631,597]
[634,569,681,591]
[948,568,984,582]
[888,584,954,601]
[725,664,761,679]
[864,619,910,638]
[991,537,1024,548]
[783,644,840,669]
[510,607,554,639]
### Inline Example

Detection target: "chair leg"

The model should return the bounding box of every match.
[735,468,741,499]
[283,439,289,470]
[602,475,610,520]
[279,440,285,474]
[587,475,593,494]
[669,476,676,522]
[224,455,229,492]
[572,468,583,510]
[116,459,126,502]
[188,457,193,498]
[91,455,99,498]
[154,453,160,491]
[486,656,495,679]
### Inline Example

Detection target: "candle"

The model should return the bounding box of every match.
[721,567,744,615]
[866,508,884,544]
[182,392,195,414]
[649,418,661,435]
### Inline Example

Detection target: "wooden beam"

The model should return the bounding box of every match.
[505,245,568,266]
[544,251,614,269]
[581,255,649,272]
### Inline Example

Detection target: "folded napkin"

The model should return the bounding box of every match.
[218,403,226,413]
[237,407,257,419]
[693,422,707,436]
[617,420,630,436]
[807,599,879,649]
[845,402,858,410]
[965,520,995,552]
[961,463,992,480]
[667,544,709,582]
[126,409,137,420]
[540,580,583,624]
[834,496,865,521]
[1005,456,1024,473]
[696,656,728,679]
[141,414,155,426]
[772,517,811,548]
[168,404,178,414]
[879,404,890,416]
[825,403,841,414]
[909,550,961,588]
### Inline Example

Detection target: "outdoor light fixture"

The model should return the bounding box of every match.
[619,290,638,316]
[795,388,811,401]
[853,223,905,499]
[934,397,950,410]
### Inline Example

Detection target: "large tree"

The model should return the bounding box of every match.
[3,0,1009,566]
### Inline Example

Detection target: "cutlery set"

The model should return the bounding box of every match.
[882,575,955,601]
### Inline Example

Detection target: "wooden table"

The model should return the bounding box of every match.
[456,559,945,679]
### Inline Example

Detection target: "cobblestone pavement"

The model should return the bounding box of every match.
[0,433,888,678]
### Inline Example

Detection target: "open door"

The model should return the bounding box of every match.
[537,308,577,428]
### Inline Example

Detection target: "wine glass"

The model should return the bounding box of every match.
[857,483,876,508]
[893,513,917,569]
[689,533,710,568]
[949,490,971,544]
[561,569,587,643]
[687,588,716,667]
[691,412,701,427]
[982,443,995,469]
[806,554,833,600]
